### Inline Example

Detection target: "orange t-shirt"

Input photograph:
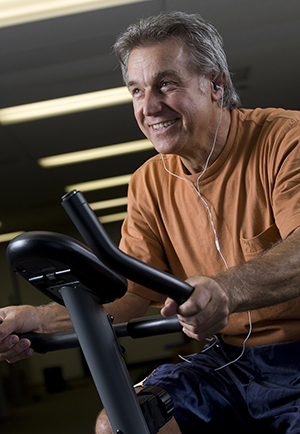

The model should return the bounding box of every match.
[120,107,300,346]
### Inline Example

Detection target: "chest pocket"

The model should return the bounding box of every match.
[240,224,281,261]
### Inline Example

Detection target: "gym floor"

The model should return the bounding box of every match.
[0,377,102,434]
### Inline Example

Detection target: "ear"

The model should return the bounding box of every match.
[211,84,223,102]
[211,75,225,102]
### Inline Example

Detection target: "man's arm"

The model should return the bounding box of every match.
[0,302,72,363]
[215,226,300,312]
[0,292,151,363]
[104,292,151,324]
[162,227,300,341]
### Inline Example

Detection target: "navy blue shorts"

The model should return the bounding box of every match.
[143,337,300,433]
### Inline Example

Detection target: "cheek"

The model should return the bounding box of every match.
[133,107,150,137]
[133,103,143,125]
[182,101,205,125]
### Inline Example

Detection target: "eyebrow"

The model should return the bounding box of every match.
[128,70,183,88]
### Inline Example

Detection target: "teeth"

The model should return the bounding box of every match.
[152,119,176,130]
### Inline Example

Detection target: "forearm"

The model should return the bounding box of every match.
[37,292,151,333]
[214,227,300,313]
[0,292,151,364]
[36,302,73,333]
[103,292,151,324]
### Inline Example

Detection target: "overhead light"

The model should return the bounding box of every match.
[65,174,131,193]
[99,212,127,224]
[91,197,128,211]
[39,139,153,168]
[65,174,132,193]
[0,87,132,125]
[0,231,24,243]
[0,0,150,28]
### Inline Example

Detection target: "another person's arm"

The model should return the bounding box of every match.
[0,292,151,363]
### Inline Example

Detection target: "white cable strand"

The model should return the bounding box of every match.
[214,310,252,371]
[161,88,252,369]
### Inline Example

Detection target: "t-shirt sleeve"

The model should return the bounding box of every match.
[119,172,168,307]
[271,118,300,239]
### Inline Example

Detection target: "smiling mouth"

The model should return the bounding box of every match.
[152,119,178,131]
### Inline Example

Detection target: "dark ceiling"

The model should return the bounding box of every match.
[0,0,299,241]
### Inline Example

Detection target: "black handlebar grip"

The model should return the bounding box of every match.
[17,330,79,354]
[18,316,182,353]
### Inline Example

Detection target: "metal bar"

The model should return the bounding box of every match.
[60,285,151,434]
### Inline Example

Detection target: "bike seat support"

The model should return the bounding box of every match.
[60,284,151,434]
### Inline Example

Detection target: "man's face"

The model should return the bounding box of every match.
[127,38,218,166]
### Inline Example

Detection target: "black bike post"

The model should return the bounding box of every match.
[60,285,151,434]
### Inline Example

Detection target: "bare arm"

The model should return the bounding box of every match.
[0,303,73,363]
[162,227,300,341]
[0,292,151,363]
[103,292,151,324]
[215,227,300,313]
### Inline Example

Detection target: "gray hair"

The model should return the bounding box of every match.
[114,11,240,110]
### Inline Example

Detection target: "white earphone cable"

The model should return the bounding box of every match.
[161,86,252,369]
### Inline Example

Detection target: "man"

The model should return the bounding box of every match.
[1,11,300,433]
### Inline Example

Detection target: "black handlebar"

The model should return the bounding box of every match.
[61,190,194,305]
[7,190,194,357]
[18,315,182,353]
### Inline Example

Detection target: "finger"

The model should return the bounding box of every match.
[0,334,19,352]
[182,317,228,341]
[0,317,19,342]
[161,298,179,317]
[0,336,33,362]
[179,297,229,331]
[177,277,218,318]
[177,290,211,318]
[6,347,35,364]
[180,302,229,339]
[177,296,218,327]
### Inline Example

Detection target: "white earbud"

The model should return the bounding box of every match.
[212,81,223,92]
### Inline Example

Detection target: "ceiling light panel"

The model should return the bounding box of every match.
[99,212,127,224]
[91,197,128,211]
[0,0,150,28]
[0,231,24,243]
[65,174,132,193]
[39,140,153,168]
[0,87,132,124]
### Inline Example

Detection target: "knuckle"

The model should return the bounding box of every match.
[220,291,230,309]
[191,315,203,327]
[221,316,229,329]
[0,342,12,353]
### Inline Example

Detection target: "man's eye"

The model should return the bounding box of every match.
[160,81,176,91]
[131,88,140,96]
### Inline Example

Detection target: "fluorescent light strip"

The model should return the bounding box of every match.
[65,174,131,193]
[0,0,150,28]
[99,212,127,224]
[0,231,24,243]
[91,197,128,211]
[0,87,132,125]
[39,139,153,168]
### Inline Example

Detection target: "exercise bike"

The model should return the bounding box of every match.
[6,190,194,434]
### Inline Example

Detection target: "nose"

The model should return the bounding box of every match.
[142,89,163,117]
